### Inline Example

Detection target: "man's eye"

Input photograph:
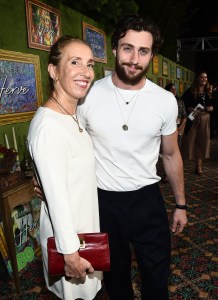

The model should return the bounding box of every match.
[140,49,149,55]
[123,47,131,52]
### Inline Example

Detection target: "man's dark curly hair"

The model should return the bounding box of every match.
[111,14,163,55]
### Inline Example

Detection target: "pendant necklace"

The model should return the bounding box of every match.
[50,96,83,133]
[114,86,140,105]
[114,86,140,131]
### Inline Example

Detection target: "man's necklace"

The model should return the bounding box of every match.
[50,96,83,133]
[113,86,140,131]
[114,85,140,105]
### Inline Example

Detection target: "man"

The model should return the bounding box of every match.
[35,15,187,300]
[78,15,187,300]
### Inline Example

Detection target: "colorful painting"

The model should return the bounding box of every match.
[0,49,42,125]
[25,0,61,51]
[152,55,159,75]
[162,60,168,76]
[82,22,107,63]
[176,67,181,79]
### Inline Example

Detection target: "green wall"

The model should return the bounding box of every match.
[0,0,194,163]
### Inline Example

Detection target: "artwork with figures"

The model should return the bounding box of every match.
[25,0,61,51]
[0,197,41,276]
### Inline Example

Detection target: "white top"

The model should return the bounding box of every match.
[78,75,178,191]
[27,107,101,300]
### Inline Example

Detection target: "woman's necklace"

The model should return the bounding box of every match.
[50,96,83,133]
[114,85,140,131]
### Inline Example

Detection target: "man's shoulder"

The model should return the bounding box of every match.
[92,75,111,89]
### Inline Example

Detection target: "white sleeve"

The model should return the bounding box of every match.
[28,121,80,254]
[161,95,178,136]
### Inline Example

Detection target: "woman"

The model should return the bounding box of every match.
[162,83,187,182]
[27,36,102,299]
[165,83,187,146]
[181,71,214,175]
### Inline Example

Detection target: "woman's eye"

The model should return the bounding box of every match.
[71,60,78,65]
[87,64,94,69]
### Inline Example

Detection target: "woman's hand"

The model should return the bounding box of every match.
[64,251,94,278]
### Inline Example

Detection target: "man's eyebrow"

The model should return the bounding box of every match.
[120,43,151,51]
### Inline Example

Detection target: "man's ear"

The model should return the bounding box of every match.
[48,64,57,80]
[150,53,154,61]
[112,49,116,57]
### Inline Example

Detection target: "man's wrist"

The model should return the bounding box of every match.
[175,203,188,210]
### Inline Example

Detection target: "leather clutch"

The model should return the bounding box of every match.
[47,232,110,277]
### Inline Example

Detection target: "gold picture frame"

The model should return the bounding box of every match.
[25,0,61,51]
[0,49,43,125]
[82,22,107,63]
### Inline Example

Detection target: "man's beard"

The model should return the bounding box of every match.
[115,59,148,85]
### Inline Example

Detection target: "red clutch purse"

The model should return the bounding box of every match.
[47,233,110,277]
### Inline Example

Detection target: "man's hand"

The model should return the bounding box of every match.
[31,176,44,200]
[171,209,188,235]
[64,251,94,278]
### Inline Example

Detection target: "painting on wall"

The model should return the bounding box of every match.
[103,67,113,77]
[182,69,185,81]
[25,0,61,51]
[170,65,175,79]
[162,60,168,76]
[82,22,107,63]
[179,81,183,95]
[176,67,181,79]
[152,55,159,75]
[157,77,164,87]
[0,49,43,125]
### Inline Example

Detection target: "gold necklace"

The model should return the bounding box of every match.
[51,96,83,133]
[114,85,140,105]
[114,86,140,131]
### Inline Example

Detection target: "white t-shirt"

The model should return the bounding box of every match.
[78,75,178,191]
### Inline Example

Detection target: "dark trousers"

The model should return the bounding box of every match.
[98,183,171,300]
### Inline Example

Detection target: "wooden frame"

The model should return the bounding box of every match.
[162,60,168,76]
[103,67,113,77]
[152,55,159,75]
[0,49,43,125]
[25,0,61,51]
[82,22,107,63]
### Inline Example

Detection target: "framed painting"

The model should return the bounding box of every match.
[82,22,107,63]
[162,60,168,76]
[179,81,183,94]
[170,65,175,79]
[103,67,113,77]
[176,67,181,79]
[157,77,164,87]
[152,55,159,75]
[25,0,61,51]
[0,49,43,125]
[182,69,185,81]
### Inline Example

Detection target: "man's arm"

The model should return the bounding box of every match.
[161,131,188,235]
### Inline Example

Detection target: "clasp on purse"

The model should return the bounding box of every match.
[79,237,86,249]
